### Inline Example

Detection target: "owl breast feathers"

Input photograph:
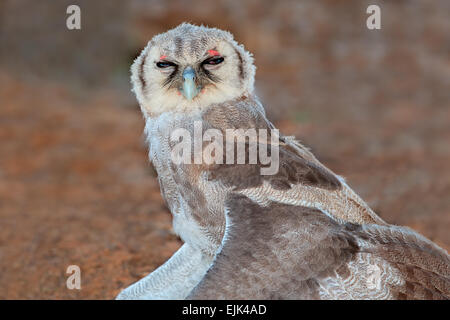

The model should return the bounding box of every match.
[116,23,450,300]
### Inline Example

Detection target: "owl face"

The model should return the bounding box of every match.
[131,23,255,116]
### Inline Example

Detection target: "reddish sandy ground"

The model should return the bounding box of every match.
[0,70,449,299]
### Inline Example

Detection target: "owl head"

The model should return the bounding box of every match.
[131,23,256,116]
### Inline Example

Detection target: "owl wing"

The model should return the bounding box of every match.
[342,223,450,300]
[200,97,384,225]
[187,194,450,299]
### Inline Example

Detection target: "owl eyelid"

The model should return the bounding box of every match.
[156,61,177,68]
[202,56,225,65]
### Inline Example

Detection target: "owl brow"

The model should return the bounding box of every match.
[208,49,220,56]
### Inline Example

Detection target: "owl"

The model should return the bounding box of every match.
[116,23,449,299]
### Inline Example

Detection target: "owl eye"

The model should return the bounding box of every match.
[203,57,224,65]
[156,61,176,68]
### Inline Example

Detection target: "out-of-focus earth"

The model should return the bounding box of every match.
[0,0,449,299]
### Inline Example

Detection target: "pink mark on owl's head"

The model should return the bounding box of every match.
[208,50,220,56]
[159,55,167,60]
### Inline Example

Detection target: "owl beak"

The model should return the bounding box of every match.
[181,67,200,100]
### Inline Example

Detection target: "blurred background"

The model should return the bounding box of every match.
[0,0,449,299]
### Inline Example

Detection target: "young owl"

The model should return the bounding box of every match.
[116,23,449,300]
